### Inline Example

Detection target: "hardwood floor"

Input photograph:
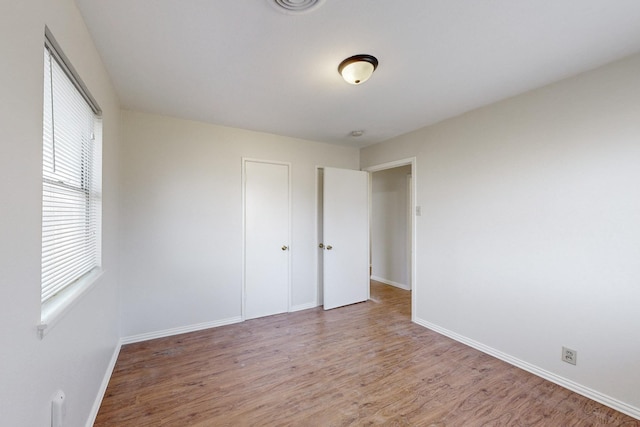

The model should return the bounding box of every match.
[95,282,639,426]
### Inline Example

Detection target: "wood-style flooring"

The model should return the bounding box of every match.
[95,282,639,426]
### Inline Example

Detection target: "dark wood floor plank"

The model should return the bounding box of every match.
[95,282,639,426]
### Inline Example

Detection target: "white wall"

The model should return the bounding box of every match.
[0,1,121,426]
[361,54,640,416]
[371,166,411,288]
[119,110,359,338]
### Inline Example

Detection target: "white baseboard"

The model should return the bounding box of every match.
[121,316,243,345]
[85,339,121,427]
[291,302,318,312]
[370,275,411,291]
[413,317,640,421]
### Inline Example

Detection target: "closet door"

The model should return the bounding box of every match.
[244,160,290,319]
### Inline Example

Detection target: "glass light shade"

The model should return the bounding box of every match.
[341,61,374,85]
[338,55,378,85]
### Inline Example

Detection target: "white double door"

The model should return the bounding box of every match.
[244,161,369,320]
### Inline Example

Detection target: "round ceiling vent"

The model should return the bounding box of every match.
[271,0,325,14]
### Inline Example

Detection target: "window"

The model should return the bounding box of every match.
[41,32,102,317]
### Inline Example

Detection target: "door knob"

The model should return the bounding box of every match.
[326,245,333,250]
[282,245,288,251]
[318,243,324,249]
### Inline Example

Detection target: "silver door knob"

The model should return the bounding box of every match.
[326,245,333,250]
[282,245,288,251]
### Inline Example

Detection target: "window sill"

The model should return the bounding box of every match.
[38,268,104,339]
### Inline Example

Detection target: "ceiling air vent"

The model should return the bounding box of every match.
[271,0,324,14]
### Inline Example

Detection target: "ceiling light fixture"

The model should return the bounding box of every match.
[271,0,324,14]
[338,54,378,85]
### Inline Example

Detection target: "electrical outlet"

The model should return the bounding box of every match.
[562,347,577,365]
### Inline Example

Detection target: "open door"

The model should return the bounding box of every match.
[322,167,369,310]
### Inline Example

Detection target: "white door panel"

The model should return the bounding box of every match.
[323,167,369,310]
[244,160,290,319]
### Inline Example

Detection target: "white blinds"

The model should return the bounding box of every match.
[41,42,102,304]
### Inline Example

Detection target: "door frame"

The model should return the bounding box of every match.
[242,158,292,321]
[363,157,417,322]
[315,166,324,307]
[406,174,413,289]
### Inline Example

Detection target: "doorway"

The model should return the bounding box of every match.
[364,158,416,320]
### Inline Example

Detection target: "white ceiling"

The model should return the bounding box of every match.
[75,0,640,148]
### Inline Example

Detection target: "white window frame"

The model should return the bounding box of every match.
[38,29,103,338]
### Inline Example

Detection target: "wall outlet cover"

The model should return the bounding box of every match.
[562,347,577,365]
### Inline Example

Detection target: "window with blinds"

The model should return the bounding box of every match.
[41,35,102,305]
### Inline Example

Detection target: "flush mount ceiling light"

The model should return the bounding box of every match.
[338,54,378,85]
[271,0,325,14]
